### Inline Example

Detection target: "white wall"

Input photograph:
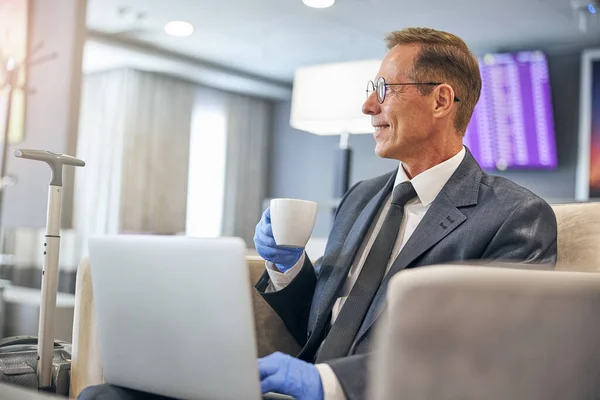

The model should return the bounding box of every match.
[3,0,87,229]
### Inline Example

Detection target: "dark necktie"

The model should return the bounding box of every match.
[315,181,417,362]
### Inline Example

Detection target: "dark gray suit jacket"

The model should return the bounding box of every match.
[255,149,557,400]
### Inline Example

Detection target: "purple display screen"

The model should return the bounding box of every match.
[464,51,558,170]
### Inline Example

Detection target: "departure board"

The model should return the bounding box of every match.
[463,51,558,170]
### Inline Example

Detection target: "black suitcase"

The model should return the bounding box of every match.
[0,150,85,396]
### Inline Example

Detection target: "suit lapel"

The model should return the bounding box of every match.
[387,194,467,276]
[352,148,484,345]
[312,172,396,331]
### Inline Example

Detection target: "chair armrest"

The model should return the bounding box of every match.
[69,257,103,398]
[246,256,301,356]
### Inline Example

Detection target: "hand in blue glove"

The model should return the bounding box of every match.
[259,352,324,400]
[254,207,303,272]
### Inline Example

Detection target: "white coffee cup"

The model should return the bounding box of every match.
[270,198,318,247]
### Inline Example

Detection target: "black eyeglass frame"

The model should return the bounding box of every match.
[367,77,461,104]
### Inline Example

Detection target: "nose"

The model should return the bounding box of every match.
[362,91,380,116]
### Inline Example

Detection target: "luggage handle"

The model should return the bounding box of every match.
[14,149,85,389]
[14,150,85,186]
[0,336,63,348]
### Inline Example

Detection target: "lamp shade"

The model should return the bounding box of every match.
[290,59,382,136]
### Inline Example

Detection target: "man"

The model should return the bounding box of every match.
[78,27,556,400]
[254,27,556,400]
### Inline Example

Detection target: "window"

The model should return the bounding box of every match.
[185,109,227,237]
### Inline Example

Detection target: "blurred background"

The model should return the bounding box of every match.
[0,0,597,340]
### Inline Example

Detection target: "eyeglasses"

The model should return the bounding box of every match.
[367,76,461,104]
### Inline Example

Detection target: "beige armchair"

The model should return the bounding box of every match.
[68,203,600,398]
[369,266,600,400]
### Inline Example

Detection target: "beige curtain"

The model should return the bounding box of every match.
[220,93,272,245]
[119,71,195,234]
[76,69,271,249]
[73,69,131,248]
[74,69,196,247]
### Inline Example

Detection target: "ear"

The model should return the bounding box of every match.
[432,84,455,119]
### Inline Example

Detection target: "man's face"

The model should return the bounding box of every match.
[362,44,436,160]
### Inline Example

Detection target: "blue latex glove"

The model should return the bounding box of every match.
[259,352,324,400]
[254,207,304,272]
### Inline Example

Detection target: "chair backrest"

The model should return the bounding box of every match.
[369,265,600,400]
[552,203,600,271]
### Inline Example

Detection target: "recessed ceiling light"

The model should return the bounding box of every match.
[302,0,335,8]
[164,20,194,37]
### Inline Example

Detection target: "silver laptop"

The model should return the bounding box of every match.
[89,235,291,400]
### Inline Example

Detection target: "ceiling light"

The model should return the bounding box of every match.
[164,20,194,37]
[302,0,335,8]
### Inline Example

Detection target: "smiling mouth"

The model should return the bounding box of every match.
[373,125,389,131]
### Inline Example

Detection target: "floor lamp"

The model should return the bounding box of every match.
[290,59,381,205]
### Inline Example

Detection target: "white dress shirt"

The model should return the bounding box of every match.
[265,147,466,400]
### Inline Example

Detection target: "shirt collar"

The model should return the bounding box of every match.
[394,147,466,207]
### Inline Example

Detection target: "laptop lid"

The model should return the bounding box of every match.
[88,235,261,400]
